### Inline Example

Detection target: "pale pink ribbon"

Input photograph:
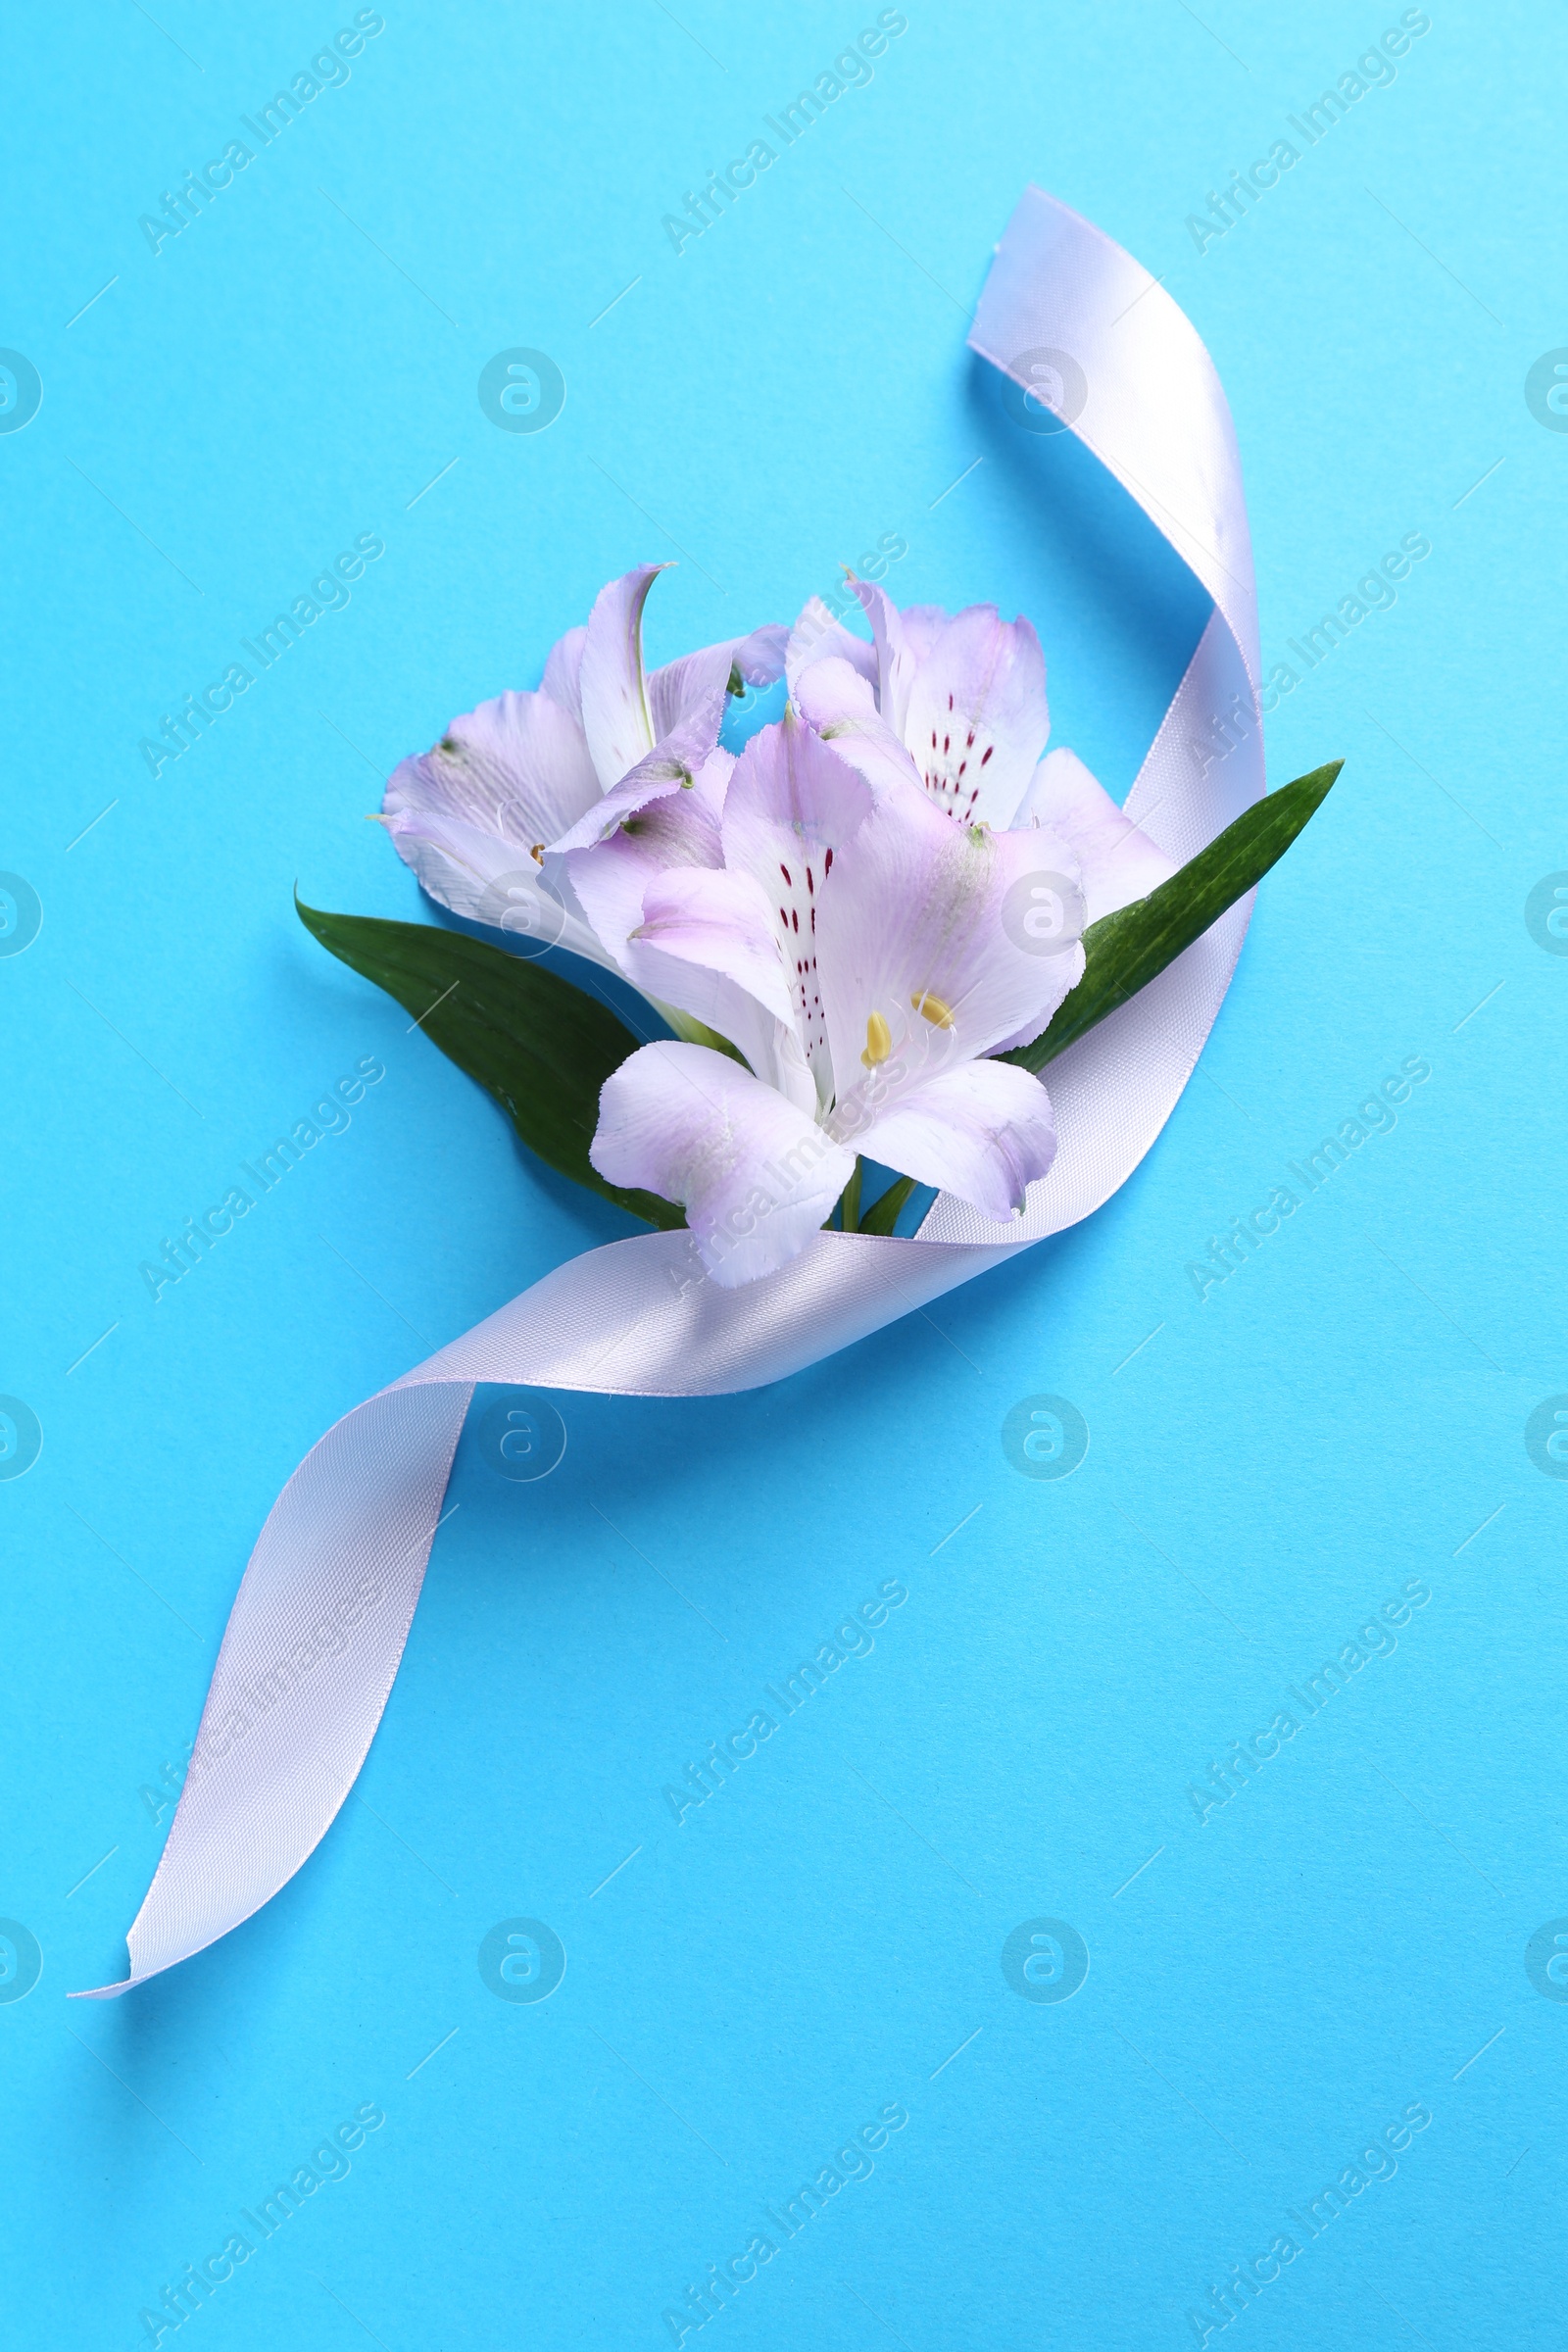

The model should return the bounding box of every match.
[78,187,1262,1995]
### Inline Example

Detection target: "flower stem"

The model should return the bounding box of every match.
[839,1156,863,1233]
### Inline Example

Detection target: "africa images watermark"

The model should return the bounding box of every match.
[1184,527,1431,773]
[662,11,908,254]
[1184,10,1433,256]
[1260,530,1431,714]
[1185,1054,1432,1302]
[788,533,909,650]
[1185,2099,1432,2344]
[661,1576,908,1824]
[137,531,385,779]
[136,2101,386,2344]
[137,1566,390,1822]
[660,2100,910,2345]
[1185,1577,1432,1826]
[197,1574,390,1790]
[136,14,387,256]
[138,1056,386,1300]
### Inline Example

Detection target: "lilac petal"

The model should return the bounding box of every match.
[849,577,921,736]
[380,807,612,966]
[384,687,601,853]
[1011,746,1177,918]
[595,922,813,1122]
[591,1042,853,1286]
[566,795,810,1107]
[578,563,667,788]
[636,867,798,1028]
[816,775,1085,1081]
[631,866,816,1114]
[898,603,953,663]
[548,697,727,853]
[731,622,791,685]
[852,1058,1058,1223]
[793,657,925,800]
[901,604,1050,828]
[720,711,876,1104]
[637,945,814,1116]
[564,776,724,963]
[785,596,879,694]
[540,623,587,719]
[648,621,787,745]
[646,645,730,746]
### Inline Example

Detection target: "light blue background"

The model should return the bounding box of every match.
[5,3,1564,2345]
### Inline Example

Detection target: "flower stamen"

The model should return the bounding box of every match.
[910,992,955,1029]
[861,1010,893,1067]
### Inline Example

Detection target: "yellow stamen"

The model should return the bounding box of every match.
[910,991,955,1029]
[861,1009,893,1067]
[530,843,545,864]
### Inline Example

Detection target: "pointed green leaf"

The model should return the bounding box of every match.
[1005,760,1342,1076]
[857,1173,916,1237]
[295,899,685,1231]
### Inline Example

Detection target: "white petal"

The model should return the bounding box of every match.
[646,641,737,744]
[563,760,808,1103]
[792,658,926,800]
[635,867,798,1028]
[633,943,815,1116]
[901,604,1050,827]
[384,688,601,852]
[1011,747,1177,918]
[650,623,789,741]
[578,564,666,787]
[540,624,587,719]
[721,712,876,1105]
[591,1043,853,1287]
[852,1058,1057,1223]
[816,776,1085,1086]
[380,808,612,967]
[632,859,817,1114]
[785,595,879,694]
[693,743,735,819]
[564,784,724,966]
[898,603,954,663]
[849,577,921,736]
[730,622,791,685]
[548,699,726,853]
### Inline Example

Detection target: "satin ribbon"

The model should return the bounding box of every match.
[77,188,1263,1996]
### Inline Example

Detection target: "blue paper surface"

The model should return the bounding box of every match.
[5,4,1563,2343]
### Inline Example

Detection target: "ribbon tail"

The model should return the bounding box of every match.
[73,1380,472,1996]
[73,1229,1024,1995]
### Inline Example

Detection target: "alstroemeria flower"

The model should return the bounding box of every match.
[786,581,1176,937]
[379,563,786,969]
[588,712,1087,1284]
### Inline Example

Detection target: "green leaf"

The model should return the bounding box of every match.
[1005,760,1342,1076]
[295,899,686,1231]
[830,1157,863,1234]
[858,1174,915,1236]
